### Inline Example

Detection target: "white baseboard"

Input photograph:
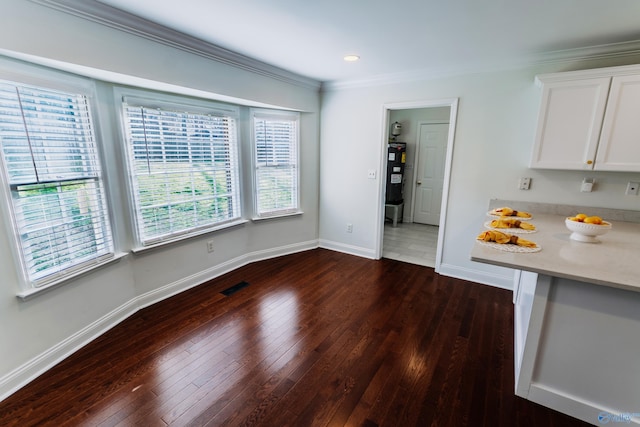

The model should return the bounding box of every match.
[0,299,138,402]
[437,262,514,290]
[318,239,377,259]
[316,241,514,290]
[528,383,640,426]
[0,239,318,402]
[0,240,517,403]
[134,240,319,310]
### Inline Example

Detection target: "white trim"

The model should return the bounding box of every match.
[29,0,320,90]
[515,274,552,397]
[0,242,518,402]
[135,239,318,310]
[437,262,514,291]
[514,274,640,425]
[0,297,139,403]
[16,252,129,300]
[323,40,640,91]
[122,94,240,118]
[377,99,458,274]
[0,56,95,94]
[0,49,302,111]
[130,220,249,254]
[251,210,303,221]
[535,63,640,86]
[527,383,640,426]
[318,239,377,259]
[24,0,640,92]
[250,109,301,219]
[0,239,319,403]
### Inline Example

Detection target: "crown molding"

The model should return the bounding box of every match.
[28,1,640,93]
[29,0,321,90]
[322,39,640,92]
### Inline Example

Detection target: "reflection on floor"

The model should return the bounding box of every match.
[382,222,438,268]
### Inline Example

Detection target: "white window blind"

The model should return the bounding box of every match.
[122,100,241,246]
[252,110,299,217]
[0,80,114,288]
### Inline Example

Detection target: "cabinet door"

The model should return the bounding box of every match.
[530,78,611,170]
[596,75,640,171]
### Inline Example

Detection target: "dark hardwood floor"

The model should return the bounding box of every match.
[0,249,589,426]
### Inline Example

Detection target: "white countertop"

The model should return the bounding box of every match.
[470,212,640,292]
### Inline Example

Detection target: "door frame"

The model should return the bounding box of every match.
[409,120,449,224]
[375,98,458,273]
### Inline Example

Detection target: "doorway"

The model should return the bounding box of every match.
[376,99,458,272]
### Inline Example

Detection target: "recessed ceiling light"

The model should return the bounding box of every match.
[343,55,360,62]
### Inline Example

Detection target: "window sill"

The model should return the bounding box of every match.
[16,252,129,301]
[131,219,249,254]
[251,210,304,221]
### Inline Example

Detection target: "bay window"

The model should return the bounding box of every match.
[251,109,300,218]
[0,79,114,289]
[118,91,241,247]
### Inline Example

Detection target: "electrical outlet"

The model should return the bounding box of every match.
[626,181,639,196]
[581,177,594,193]
[518,177,531,190]
[207,240,215,253]
[346,223,353,233]
[367,170,376,179]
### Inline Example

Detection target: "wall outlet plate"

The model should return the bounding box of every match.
[626,181,639,196]
[581,178,594,192]
[518,177,531,190]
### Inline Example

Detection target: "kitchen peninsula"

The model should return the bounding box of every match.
[471,200,640,426]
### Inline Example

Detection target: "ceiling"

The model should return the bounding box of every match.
[90,0,640,84]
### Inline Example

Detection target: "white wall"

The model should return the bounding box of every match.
[319,57,640,287]
[0,0,320,400]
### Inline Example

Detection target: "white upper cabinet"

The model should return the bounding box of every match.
[530,65,640,172]
[596,75,640,171]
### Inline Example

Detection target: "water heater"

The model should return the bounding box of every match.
[385,142,406,204]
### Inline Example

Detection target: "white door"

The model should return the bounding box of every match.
[413,123,448,225]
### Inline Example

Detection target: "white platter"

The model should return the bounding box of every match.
[483,221,536,234]
[487,212,532,220]
[476,241,541,253]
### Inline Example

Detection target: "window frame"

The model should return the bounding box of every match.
[0,59,118,294]
[115,87,245,250]
[250,108,301,220]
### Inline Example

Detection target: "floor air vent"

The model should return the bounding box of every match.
[220,281,250,296]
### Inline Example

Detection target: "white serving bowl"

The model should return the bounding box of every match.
[565,218,612,243]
